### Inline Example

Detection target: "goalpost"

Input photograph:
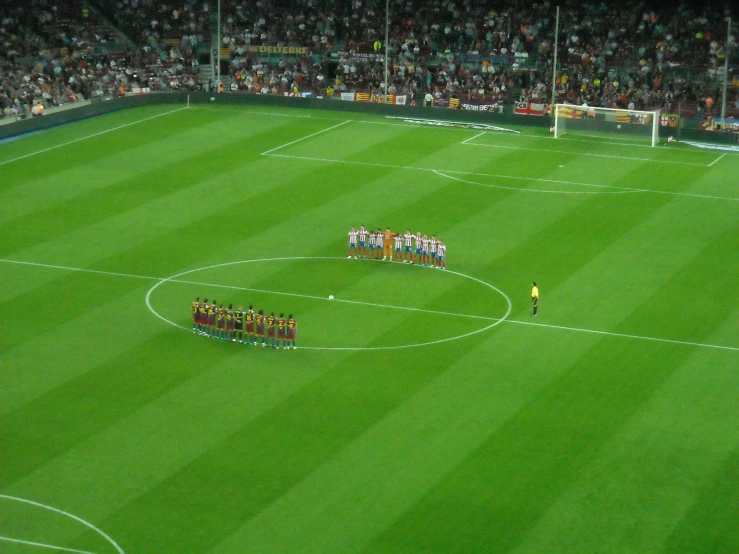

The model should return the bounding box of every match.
[553,104,661,147]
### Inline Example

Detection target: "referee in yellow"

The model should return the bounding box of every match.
[531,282,539,316]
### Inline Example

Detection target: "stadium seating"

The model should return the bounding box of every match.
[2,0,737,118]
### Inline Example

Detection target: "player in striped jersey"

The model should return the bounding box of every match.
[436,239,446,269]
[358,225,368,258]
[430,235,438,268]
[403,230,413,263]
[414,232,423,264]
[393,234,403,261]
[368,230,376,258]
[376,229,384,259]
[348,226,358,259]
[421,234,430,266]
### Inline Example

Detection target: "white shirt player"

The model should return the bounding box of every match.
[415,233,423,250]
[358,228,368,243]
[394,235,403,249]
[421,237,430,252]
[348,229,358,245]
[430,238,438,254]
[404,232,413,247]
[437,242,446,257]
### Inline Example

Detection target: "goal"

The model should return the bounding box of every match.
[553,104,660,147]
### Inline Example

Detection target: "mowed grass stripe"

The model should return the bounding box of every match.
[0,109,256,225]
[0,106,189,189]
[365,333,697,553]
[509,342,739,554]
[0,113,289,255]
[0,283,166,416]
[91,335,490,553]
[2,104,735,554]
[1,341,341,550]
[0,104,182,163]
[206,307,651,554]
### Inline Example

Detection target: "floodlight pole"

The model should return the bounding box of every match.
[217,0,221,93]
[383,0,389,100]
[720,17,731,126]
[550,5,560,119]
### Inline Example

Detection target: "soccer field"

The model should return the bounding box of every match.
[1,102,737,554]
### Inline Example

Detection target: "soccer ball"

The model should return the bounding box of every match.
[616,124,622,130]
[328,295,334,300]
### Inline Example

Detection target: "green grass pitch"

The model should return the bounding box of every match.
[1,103,737,554]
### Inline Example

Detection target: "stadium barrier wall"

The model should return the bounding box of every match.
[1,92,736,146]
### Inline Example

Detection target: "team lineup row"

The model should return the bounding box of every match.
[348,226,447,268]
[191,298,298,349]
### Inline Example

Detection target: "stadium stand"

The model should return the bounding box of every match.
[2,0,737,119]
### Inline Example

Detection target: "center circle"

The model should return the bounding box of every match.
[145,256,512,351]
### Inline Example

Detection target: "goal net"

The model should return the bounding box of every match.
[554,104,660,147]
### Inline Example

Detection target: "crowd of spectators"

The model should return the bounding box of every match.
[2,0,737,119]
[1,0,202,118]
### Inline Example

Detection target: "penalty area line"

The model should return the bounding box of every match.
[261,120,351,155]
[707,153,726,167]
[0,536,100,554]
[0,107,188,167]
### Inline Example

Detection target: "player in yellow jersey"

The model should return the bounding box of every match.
[192,297,200,333]
[531,282,539,316]
[207,300,217,337]
[198,298,208,335]
[287,314,297,349]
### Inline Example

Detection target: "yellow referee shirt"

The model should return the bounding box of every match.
[532,286,539,299]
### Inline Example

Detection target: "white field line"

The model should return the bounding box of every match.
[263,153,739,201]
[433,169,638,195]
[0,536,99,554]
[506,319,739,352]
[195,106,720,159]
[0,257,490,323]
[463,133,709,166]
[1,258,736,352]
[194,106,312,118]
[0,495,124,554]
[461,131,486,144]
[0,107,187,167]
[260,120,351,155]
[708,153,727,167]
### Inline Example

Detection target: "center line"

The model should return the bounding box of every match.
[1,258,736,352]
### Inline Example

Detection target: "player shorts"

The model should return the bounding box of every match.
[350,242,356,248]
[235,321,243,330]
[226,320,234,330]
[431,252,437,258]
[208,315,216,325]
[437,255,444,262]
[277,329,286,338]
[217,319,225,329]
[358,241,365,247]
[267,327,275,337]
[246,322,254,333]
[415,248,421,255]
[287,329,296,340]
[405,246,411,252]
[395,247,401,252]
[256,323,265,335]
